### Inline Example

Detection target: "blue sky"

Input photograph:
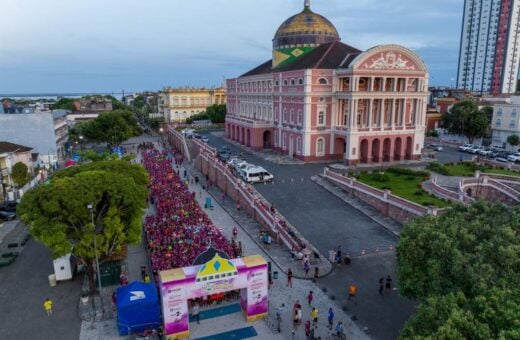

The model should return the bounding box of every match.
[0,0,463,94]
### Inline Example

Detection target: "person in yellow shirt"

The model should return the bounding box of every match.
[44,298,53,316]
[310,307,319,327]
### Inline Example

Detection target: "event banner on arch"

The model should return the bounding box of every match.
[159,255,268,339]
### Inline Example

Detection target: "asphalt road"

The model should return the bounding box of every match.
[200,132,416,340]
[0,237,83,340]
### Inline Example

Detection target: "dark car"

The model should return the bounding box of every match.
[0,202,17,213]
[217,150,231,161]
[0,210,16,221]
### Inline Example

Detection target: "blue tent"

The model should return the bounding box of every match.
[116,281,161,335]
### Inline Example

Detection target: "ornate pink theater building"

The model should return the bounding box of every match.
[225,1,429,165]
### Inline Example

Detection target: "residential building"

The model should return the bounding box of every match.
[0,111,69,165]
[0,141,33,200]
[225,1,429,164]
[491,95,520,148]
[74,97,113,112]
[158,87,226,122]
[457,0,520,94]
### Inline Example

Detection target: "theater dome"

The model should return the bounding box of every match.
[272,0,340,67]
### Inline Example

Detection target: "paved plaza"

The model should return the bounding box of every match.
[198,131,417,339]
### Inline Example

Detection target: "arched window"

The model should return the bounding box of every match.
[283,109,287,122]
[316,138,325,156]
[275,80,279,86]
[298,78,304,85]
[297,137,302,154]
[291,79,296,85]
[283,79,289,86]
[318,111,325,125]
[318,78,328,85]
[290,109,294,123]
[297,110,303,125]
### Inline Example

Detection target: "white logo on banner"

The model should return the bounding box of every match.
[130,291,146,301]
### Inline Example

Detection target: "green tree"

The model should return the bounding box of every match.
[206,104,227,123]
[442,100,489,143]
[11,162,30,188]
[18,160,148,293]
[397,202,520,339]
[53,98,77,111]
[81,110,141,147]
[507,134,520,149]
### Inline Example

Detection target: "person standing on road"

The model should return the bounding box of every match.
[307,290,314,306]
[44,298,53,316]
[336,321,344,338]
[191,303,200,324]
[327,307,334,329]
[310,307,319,327]
[304,260,310,276]
[287,268,293,288]
[379,277,384,295]
[386,275,392,293]
[348,284,357,304]
[314,267,320,282]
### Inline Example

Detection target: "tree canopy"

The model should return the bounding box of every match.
[73,110,141,147]
[11,162,30,188]
[507,134,520,148]
[18,160,148,293]
[53,97,77,111]
[442,100,490,143]
[186,104,226,124]
[397,202,520,339]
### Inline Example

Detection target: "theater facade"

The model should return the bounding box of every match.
[225,0,429,165]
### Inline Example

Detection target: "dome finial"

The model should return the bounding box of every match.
[304,0,310,9]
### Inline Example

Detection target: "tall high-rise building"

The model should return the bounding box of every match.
[457,0,520,95]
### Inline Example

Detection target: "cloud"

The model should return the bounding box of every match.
[0,0,464,92]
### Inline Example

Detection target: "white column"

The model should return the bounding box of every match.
[368,99,373,129]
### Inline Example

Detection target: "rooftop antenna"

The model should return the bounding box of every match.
[304,0,310,9]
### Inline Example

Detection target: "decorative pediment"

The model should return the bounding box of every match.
[350,45,427,72]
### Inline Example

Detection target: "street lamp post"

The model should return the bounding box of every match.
[79,135,84,152]
[87,203,104,314]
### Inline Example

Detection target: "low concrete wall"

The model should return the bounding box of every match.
[322,168,440,224]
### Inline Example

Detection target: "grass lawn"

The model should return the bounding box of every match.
[355,171,451,208]
[484,167,520,177]
[440,162,520,178]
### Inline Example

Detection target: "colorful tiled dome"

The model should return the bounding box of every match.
[272,1,340,68]
[273,1,339,49]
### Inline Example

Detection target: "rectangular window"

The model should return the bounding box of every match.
[318,111,325,126]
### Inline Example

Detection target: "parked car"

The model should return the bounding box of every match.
[201,136,209,143]
[468,146,485,154]
[0,210,16,221]
[458,143,474,152]
[217,149,231,161]
[495,157,509,163]
[428,143,443,152]
[478,148,493,156]
[240,166,274,183]
[193,133,201,139]
[507,152,520,162]
[0,202,17,213]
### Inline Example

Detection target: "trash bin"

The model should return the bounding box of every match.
[96,261,121,286]
[48,274,57,287]
[273,271,278,280]
[329,250,336,262]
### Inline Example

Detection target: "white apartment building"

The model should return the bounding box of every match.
[457,0,520,94]
[492,95,520,148]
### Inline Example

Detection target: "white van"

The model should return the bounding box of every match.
[241,166,274,183]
